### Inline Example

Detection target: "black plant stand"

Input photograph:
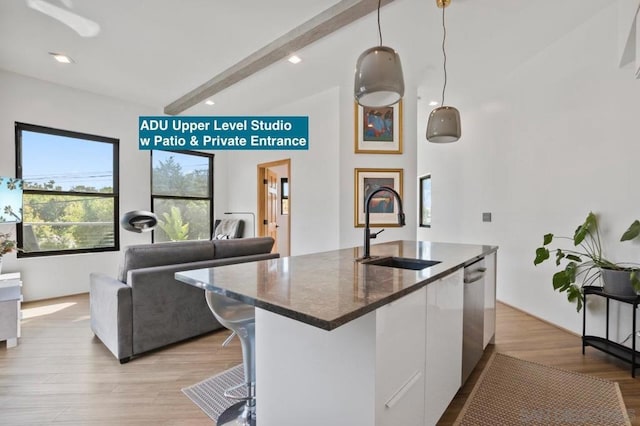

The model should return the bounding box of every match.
[582,285,640,378]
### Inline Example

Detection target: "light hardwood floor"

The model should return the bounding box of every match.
[1,294,640,425]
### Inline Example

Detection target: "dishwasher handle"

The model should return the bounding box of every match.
[464,267,486,284]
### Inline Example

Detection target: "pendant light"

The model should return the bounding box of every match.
[354,0,404,107]
[426,0,461,143]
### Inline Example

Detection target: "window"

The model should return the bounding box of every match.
[419,174,431,228]
[280,177,289,215]
[15,122,119,257]
[151,150,213,242]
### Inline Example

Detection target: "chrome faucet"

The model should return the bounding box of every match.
[362,186,405,259]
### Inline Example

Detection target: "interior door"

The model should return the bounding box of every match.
[265,169,278,253]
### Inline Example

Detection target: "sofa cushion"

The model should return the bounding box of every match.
[213,237,274,259]
[118,240,215,283]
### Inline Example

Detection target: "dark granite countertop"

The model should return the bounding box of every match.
[175,240,497,331]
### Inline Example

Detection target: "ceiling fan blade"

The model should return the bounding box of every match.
[27,0,100,37]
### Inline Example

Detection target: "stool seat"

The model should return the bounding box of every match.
[208,294,254,325]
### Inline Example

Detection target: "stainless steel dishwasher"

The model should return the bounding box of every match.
[462,258,486,384]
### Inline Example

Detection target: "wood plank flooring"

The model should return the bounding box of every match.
[1,294,639,425]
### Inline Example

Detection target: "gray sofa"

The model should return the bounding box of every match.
[90,237,277,363]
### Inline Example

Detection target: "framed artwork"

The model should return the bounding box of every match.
[419,174,431,228]
[354,168,403,227]
[354,100,403,154]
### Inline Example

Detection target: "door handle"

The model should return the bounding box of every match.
[384,370,422,409]
[464,270,486,284]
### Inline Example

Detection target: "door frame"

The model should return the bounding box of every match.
[257,158,291,254]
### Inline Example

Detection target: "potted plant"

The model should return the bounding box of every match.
[533,212,640,311]
[0,232,18,274]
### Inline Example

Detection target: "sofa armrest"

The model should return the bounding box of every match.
[127,253,279,355]
[127,262,222,355]
[89,273,133,361]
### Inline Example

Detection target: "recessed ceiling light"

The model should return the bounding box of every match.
[205,100,215,106]
[288,55,302,64]
[429,101,439,106]
[49,52,74,64]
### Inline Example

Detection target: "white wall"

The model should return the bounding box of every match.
[222,87,341,256]
[417,4,640,336]
[0,71,158,301]
[338,77,418,250]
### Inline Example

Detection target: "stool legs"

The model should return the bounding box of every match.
[205,291,256,425]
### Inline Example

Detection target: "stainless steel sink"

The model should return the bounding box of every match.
[363,256,441,271]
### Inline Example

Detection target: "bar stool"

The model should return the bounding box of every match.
[205,291,256,426]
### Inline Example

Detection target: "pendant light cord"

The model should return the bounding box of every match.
[377,0,383,46]
[441,4,447,106]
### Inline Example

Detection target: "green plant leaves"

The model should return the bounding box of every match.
[567,285,583,312]
[534,211,640,313]
[631,270,640,293]
[574,212,596,246]
[158,206,190,241]
[565,261,577,283]
[534,247,550,265]
[552,262,577,290]
[553,271,569,290]
[620,220,640,242]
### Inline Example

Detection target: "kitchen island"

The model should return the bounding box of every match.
[176,240,497,426]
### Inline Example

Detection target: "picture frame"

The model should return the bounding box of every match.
[419,174,431,228]
[354,168,403,227]
[354,100,403,154]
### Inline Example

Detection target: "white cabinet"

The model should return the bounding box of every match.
[256,264,485,426]
[483,252,497,348]
[376,287,426,426]
[0,272,22,348]
[424,269,464,426]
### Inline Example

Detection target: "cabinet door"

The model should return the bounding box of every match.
[483,252,497,348]
[376,287,426,426]
[425,269,463,426]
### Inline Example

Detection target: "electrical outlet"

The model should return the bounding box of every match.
[482,212,492,222]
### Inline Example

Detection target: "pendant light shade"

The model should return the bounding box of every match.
[426,106,461,143]
[426,0,461,143]
[353,0,404,108]
[354,46,405,107]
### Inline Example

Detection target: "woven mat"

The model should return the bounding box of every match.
[454,353,631,426]
[182,364,245,423]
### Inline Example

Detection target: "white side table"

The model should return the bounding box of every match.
[0,272,22,348]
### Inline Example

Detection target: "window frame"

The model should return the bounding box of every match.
[419,174,432,228]
[15,122,120,258]
[150,150,214,243]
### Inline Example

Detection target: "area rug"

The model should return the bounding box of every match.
[454,353,631,425]
[182,364,245,423]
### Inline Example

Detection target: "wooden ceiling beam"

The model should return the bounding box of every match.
[164,0,396,115]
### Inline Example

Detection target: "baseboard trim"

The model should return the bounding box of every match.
[497,299,580,338]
